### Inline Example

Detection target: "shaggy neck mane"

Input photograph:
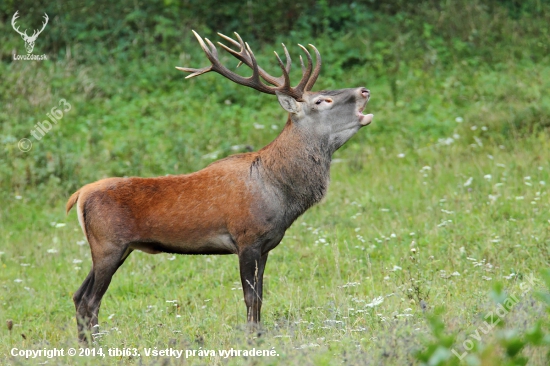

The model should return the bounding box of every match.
[257,116,332,218]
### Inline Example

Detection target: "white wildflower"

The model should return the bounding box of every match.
[365,296,384,308]
[438,137,454,145]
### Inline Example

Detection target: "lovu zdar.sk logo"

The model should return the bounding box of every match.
[12,11,49,61]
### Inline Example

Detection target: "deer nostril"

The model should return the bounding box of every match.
[360,88,370,98]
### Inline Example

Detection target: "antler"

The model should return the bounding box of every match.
[11,12,48,41]
[11,11,28,38]
[176,31,322,100]
[29,13,49,40]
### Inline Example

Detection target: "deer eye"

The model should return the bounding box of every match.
[315,99,323,105]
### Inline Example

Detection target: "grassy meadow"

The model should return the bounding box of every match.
[1,1,550,365]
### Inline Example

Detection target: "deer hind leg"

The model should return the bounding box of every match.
[75,241,132,343]
[74,269,95,342]
[239,247,269,326]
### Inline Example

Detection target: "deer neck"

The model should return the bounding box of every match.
[258,117,332,215]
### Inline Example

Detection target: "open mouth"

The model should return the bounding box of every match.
[357,103,373,126]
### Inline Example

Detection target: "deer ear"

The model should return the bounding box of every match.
[276,92,301,114]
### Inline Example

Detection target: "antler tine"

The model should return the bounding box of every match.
[11,10,19,25]
[244,42,262,84]
[192,30,214,60]
[232,32,251,69]
[176,31,219,78]
[222,32,252,65]
[175,65,213,79]
[274,51,291,90]
[217,32,242,49]
[295,44,313,93]
[217,32,247,62]
[305,44,322,91]
[11,11,28,37]
[38,13,48,33]
[204,38,219,58]
[234,32,247,49]
[281,44,291,75]
[195,34,229,77]
[217,40,247,63]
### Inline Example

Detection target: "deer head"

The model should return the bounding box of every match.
[12,11,49,54]
[177,31,373,154]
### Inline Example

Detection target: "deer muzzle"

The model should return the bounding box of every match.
[357,87,373,126]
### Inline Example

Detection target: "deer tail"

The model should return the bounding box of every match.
[66,190,80,214]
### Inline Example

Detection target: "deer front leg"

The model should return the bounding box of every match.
[239,247,269,325]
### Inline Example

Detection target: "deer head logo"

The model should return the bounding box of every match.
[11,11,49,54]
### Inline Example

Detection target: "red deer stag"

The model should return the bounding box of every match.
[67,30,373,342]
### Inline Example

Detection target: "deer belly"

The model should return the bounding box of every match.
[129,233,237,255]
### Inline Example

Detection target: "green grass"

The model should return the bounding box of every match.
[1,86,550,364]
[1,3,550,364]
